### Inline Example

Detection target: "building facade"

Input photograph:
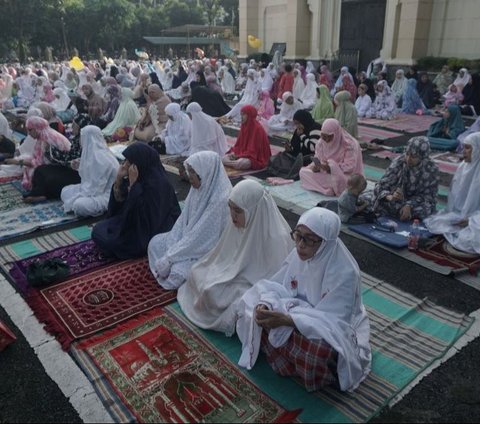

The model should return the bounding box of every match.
[239,0,480,70]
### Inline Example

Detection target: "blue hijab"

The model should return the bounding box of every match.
[401,79,425,114]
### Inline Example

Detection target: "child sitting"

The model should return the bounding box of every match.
[443,84,464,108]
[319,174,370,223]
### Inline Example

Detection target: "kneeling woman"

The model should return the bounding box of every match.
[236,207,371,392]
[61,125,119,217]
[177,179,293,335]
[148,151,232,289]
[92,143,181,259]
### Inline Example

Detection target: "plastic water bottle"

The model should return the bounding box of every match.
[408,219,420,251]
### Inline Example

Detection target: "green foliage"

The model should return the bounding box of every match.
[0,0,238,61]
[416,56,480,72]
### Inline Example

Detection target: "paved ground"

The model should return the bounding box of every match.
[1,152,480,423]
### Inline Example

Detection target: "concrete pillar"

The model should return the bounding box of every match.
[381,0,434,65]
[285,0,312,60]
[239,0,259,58]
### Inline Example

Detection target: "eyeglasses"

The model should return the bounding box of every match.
[290,230,322,247]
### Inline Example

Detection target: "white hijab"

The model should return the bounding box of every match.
[237,207,371,392]
[51,87,71,111]
[292,69,306,99]
[220,66,236,94]
[0,112,11,138]
[259,69,273,92]
[75,125,119,198]
[300,73,318,108]
[446,133,480,217]
[151,151,232,273]
[186,102,228,157]
[177,179,293,335]
[453,68,471,89]
[163,102,192,155]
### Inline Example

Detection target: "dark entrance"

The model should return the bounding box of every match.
[339,0,387,73]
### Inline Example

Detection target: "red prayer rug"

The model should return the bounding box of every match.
[415,236,480,275]
[72,308,300,423]
[28,258,176,349]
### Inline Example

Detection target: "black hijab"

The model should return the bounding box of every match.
[92,143,180,259]
[190,86,231,117]
[290,109,322,156]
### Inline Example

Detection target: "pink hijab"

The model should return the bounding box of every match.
[257,90,275,120]
[23,117,71,189]
[316,118,363,174]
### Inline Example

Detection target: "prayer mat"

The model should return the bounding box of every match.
[357,125,402,143]
[8,240,114,295]
[71,307,301,423]
[431,151,462,175]
[0,225,92,271]
[0,181,25,213]
[0,175,21,184]
[348,217,433,249]
[415,236,480,276]
[72,273,474,423]
[28,258,177,349]
[370,150,402,161]
[0,202,81,241]
[359,114,441,133]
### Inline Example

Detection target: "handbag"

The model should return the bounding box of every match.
[26,258,70,288]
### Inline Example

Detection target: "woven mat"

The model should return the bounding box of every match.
[358,125,402,143]
[71,307,300,423]
[71,273,473,423]
[0,181,25,213]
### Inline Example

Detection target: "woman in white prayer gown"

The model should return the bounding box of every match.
[61,125,119,217]
[425,133,480,253]
[236,207,371,392]
[186,102,228,157]
[225,69,261,121]
[177,179,294,335]
[267,91,301,133]
[259,68,274,94]
[148,151,232,290]
[0,108,41,177]
[51,87,71,112]
[300,73,318,109]
[160,103,192,155]
[292,69,306,100]
[219,66,236,95]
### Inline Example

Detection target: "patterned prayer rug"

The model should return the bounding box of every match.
[415,236,480,276]
[8,240,114,294]
[71,273,474,423]
[0,202,81,241]
[0,175,21,184]
[359,114,441,133]
[431,151,463,175]
[72,308,301,423]
[29,258,177,348]
[0,181,25,213]
[357,125,402,143]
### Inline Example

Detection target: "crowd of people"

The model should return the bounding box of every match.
[0,53,479,394]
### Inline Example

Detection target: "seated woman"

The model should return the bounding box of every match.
[157,103,192,155]
[61,125,119,217]
[222,105,271,170]
[311,84,334,124]
[269,109,322,179]
[355,84,372,118]
[186,102,228,157]
[98,84,122,128]
[267,91,301,133]
[417,72,436,109]
[299,118,363,196]
[433,65,454,96]
[92,143,181,259]
[391,69,408,106]
[102,87,141,138]
[133,84,171,142]
[257,90,275,121]
[459,73,480,117]
[372,136,439,221]
[443,84,464,108]
[148,151,232,289]
[457,115,480,152]
[425,133,480,253]
[401,78,426,114]
[177,179,293,335]
[334,90,358,138]
[299,73,318,109]
[190,85,231,118]
[5,116,76,202]
[236,207,371,392]
[427,105,465,151]
[366,80,396,120]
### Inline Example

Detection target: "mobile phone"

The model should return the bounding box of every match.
[312,157,321,167]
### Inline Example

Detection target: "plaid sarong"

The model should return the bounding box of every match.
[261,330,339,392]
